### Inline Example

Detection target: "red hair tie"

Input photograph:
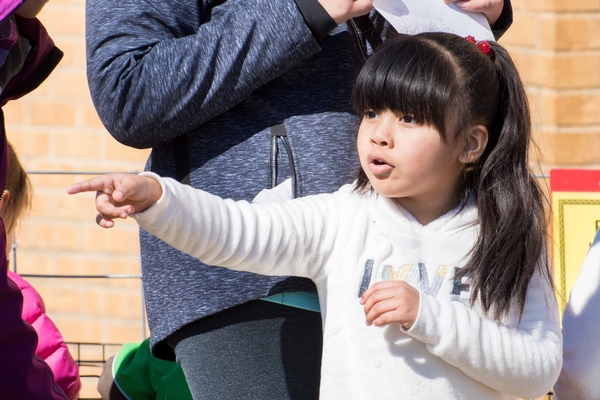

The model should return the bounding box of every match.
[466,35,495,61]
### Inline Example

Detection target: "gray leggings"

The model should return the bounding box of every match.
[168,300,322,400]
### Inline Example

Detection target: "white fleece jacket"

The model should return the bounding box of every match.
[554,228,600,400]
[132,174,562,400]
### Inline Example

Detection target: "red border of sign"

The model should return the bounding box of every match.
[550,169,600,192]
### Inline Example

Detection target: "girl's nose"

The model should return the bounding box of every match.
[370,118,393,147]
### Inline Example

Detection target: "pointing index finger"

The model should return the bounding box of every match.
[67,175,118,196]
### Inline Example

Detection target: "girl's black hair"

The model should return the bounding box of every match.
[353,32,550,320]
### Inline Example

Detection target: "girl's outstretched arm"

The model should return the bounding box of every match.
[66,174,162,228]
[69,173,347,281]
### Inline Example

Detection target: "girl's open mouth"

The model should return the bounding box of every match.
[368,155,393,174]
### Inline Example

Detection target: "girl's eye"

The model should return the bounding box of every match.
[400,115,417,124]
[364,110,378,119]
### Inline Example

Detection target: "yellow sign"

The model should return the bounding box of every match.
[552,191,600,310]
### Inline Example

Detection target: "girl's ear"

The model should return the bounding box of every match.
[0,190,9,215]
[459,125,488,164]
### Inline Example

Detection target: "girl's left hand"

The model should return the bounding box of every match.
[444,0,504,26]
[360,281,420,330]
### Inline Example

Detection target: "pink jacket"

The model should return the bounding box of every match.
[0,0,20,20]
[8,271,81,400]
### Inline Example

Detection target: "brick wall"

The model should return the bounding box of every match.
[2,0,597,397]
[502,0,600,170]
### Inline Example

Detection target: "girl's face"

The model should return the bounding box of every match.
[357,109,465,225]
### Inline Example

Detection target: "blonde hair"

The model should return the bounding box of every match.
[3,142,32,234]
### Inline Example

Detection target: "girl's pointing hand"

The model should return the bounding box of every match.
[67,174,162,228]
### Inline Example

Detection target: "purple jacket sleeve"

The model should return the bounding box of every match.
[0,0,21,21]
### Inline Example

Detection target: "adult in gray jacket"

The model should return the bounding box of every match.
[85,0,512,398]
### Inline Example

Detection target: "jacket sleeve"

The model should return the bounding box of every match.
[0,0,21,22]
[405,262,562,399]
[554,229,600,400]
[131,174,344,282]
[85,0,323,149]
[491,0,512,40]
[0,15,63,106]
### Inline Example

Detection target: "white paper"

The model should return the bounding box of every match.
[373,0,494,42]
[252,178,292,204]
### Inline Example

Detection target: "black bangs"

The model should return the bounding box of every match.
[352,34,464,141]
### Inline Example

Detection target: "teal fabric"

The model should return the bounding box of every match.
[260,291,320,313]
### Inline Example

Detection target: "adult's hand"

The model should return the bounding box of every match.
[318,0,373,25]
[444,0,504,26]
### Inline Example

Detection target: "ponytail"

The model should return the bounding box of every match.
[456,41,550,320]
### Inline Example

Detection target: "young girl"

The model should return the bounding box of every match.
[2,143,81,400]
[68,32,562,399]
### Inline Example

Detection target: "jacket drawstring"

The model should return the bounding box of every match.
[270,123,298,199]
